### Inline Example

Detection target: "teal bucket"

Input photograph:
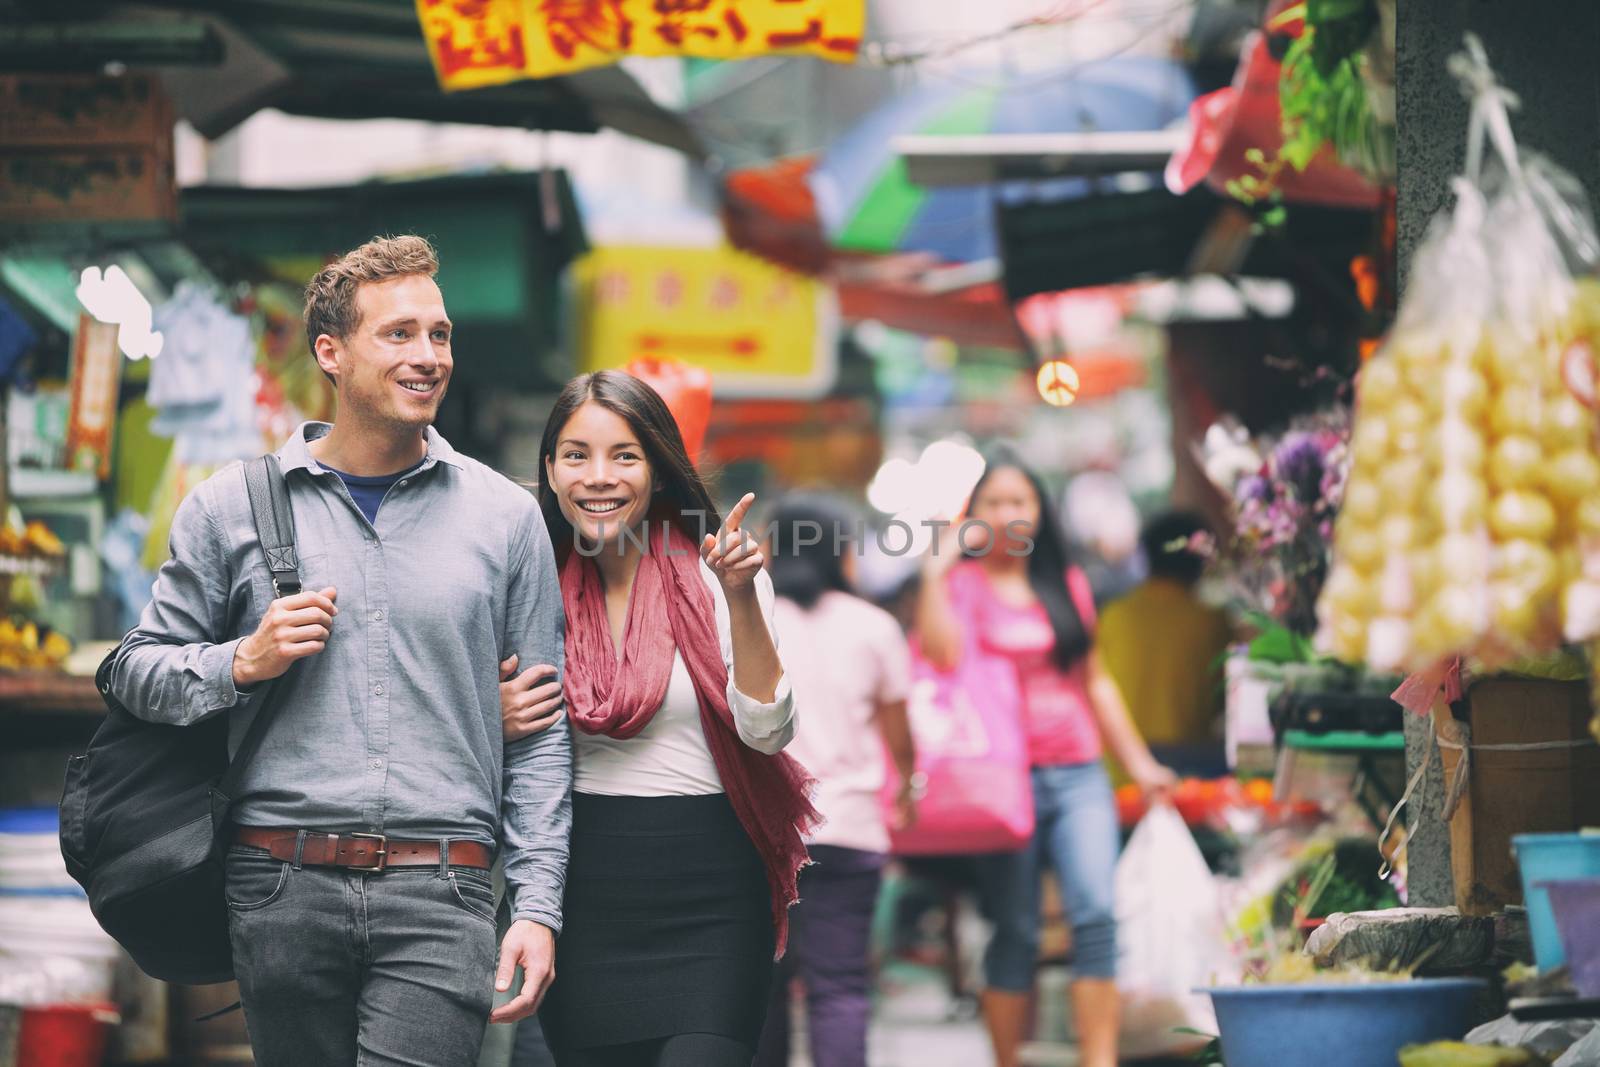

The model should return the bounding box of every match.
[1513,832,1600,971]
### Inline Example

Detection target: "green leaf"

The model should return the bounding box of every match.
[1308,0,1369,19]
[1245,614,1316,663]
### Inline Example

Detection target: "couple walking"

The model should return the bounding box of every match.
[108,236,817,1067]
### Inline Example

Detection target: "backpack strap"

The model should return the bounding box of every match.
[243,454,300,598]
[217,455,301,800]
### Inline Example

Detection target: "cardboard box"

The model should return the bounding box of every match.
[0,73,171,149]
[1436,678,1600,916]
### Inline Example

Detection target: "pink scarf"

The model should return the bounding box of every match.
[559,525,818,956]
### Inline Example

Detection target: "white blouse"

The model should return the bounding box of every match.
[572,564,797,796]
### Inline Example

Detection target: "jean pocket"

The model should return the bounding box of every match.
[447,870,497,925]
[225,854,290,911]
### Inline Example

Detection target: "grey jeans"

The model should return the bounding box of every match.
[225,844,499,1066]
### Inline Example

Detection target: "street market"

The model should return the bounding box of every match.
[0,1,1598,1066]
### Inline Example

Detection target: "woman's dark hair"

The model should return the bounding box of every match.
[1140,510,1208,585]
[968,446,1090,670]
[766,494,856,609]
[537,371,720,556]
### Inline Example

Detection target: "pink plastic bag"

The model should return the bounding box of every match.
[881,640,1034,855]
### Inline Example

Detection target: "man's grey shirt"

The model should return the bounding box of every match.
[109,422,571,931]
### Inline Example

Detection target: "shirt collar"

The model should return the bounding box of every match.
[276,421,466,475]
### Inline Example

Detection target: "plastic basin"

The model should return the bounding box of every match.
[1514,832,1600,971]
[1202,979,1485,1067]
[1541,878,1600,997]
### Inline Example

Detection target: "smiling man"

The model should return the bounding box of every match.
[109,236,571,1066]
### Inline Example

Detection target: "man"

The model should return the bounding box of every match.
[1098,510,1234,778]
[110,235,571,1066]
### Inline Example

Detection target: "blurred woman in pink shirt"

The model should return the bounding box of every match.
[755,495,917,1067]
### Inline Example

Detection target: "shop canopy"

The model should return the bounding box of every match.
[0,0,703,157]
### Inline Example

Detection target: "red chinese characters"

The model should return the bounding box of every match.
[537,0,633,59]
[418,0,528,81]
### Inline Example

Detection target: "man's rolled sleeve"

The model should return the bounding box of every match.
[499,501,572,932]
[110,477,247,726]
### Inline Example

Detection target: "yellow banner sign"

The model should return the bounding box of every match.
[417,0,864,88]
[573,245,837,397]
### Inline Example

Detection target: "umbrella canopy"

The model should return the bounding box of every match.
[809,56,1195,264]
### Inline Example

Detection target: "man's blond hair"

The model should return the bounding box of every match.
[303,235,440,366]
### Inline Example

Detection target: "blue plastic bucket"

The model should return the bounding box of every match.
[1202,979,1485,1067]
[1513,832,1600,971]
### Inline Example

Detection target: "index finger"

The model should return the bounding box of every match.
[282,589,337,614]
[723,492,756,534]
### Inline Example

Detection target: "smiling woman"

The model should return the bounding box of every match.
[516,370,818,1067]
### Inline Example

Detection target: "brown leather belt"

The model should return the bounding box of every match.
[233,828,493,872]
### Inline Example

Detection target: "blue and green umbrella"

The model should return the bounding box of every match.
[809,56,1195,264]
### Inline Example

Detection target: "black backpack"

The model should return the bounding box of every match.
[59,455,301,985]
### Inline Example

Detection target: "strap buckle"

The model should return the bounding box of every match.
[345,832,387,872]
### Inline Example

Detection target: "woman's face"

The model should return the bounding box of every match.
[545,400,655,547]
[966,466,1040,554]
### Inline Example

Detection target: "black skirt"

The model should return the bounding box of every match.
[538,792,776,1052]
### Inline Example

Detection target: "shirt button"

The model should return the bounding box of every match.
[398,479,409,487]
[370,758,382,769]
[373,684,385,696]
[371,610,384,622]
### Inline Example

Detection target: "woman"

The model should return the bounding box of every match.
[500,371,817,1067]
[914,448,1176,1067]
[753,495,918,1067]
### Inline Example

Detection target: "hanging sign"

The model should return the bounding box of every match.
[65,314,123,480]
[573,244,837,398]
[416,0,863,88]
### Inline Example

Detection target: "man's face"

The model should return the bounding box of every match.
[317,274,453,432]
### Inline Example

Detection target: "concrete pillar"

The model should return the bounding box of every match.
[1395,2,1600,905]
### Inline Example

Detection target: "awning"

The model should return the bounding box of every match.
[0,0,704,157]
[896,130,1190,188]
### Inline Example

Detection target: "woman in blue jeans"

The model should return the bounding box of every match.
[915,450,1175,1067]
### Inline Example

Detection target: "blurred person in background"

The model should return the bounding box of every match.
[1062,471,1143,603]
[914,448,1175,1067]
[755,495,918,1067]
[1098,511,1233,779]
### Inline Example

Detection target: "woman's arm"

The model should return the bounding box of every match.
[725,584,782,704]
[913,525,966,670]
[1085,648,1176,797]
[876,698,919,829]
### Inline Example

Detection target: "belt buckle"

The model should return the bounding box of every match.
[347,832,387,872]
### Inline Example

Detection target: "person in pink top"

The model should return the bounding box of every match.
[915,449,1176,1067]
[755,494,918,1067]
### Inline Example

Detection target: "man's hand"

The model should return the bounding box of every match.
[490,919,555,1023]
[500,654,564,741]
[232,587,338,688]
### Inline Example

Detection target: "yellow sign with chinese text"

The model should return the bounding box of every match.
[573,245,837,397]
[417,0,864,88]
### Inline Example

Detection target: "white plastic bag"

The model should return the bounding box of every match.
[1115,804,1236,1056]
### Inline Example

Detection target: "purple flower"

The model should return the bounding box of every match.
[1238,474,1273,504]
[1274,432,1327,505]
